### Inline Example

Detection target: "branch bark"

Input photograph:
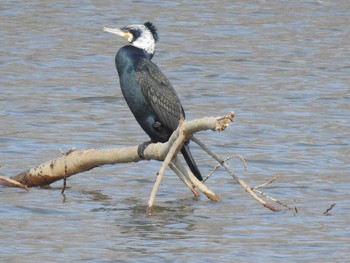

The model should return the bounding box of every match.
[1,111,291,214]
[3,113,234,189]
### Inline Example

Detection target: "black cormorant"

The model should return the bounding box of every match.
[103,22,203,181]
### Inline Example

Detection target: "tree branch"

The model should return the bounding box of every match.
[2,113,234,188]
[1,111,290,214]
[192,136,285,212]
[0,175,29,191]
[146,117,188,216]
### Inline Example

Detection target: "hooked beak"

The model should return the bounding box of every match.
[103,27,133,42]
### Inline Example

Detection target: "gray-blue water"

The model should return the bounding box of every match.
[1,0,349,262]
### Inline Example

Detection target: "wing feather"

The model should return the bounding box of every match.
[135,58,184,131]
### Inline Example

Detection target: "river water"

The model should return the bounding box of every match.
[1,0,349,262]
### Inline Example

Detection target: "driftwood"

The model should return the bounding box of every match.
[0,112,289,215]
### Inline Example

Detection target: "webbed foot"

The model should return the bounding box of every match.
[137,140,153,159]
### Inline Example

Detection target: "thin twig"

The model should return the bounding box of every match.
[253,189,292,209]
[61,178,67,194]
[61,151,70,194]
[192,136,279,212]
[323,203,336,216]
[293,199,298,214]
[254,176,279,189]
[250,176,292,208]
[204,154,247,183]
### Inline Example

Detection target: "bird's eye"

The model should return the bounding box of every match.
[120,26,130,33]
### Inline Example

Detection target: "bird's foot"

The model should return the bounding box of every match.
[137,140,153,159]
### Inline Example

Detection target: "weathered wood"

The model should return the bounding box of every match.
[3,113,234,188]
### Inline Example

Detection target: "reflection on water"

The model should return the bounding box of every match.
[1,0,349,262]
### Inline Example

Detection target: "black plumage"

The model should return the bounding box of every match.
[104,22,203,181]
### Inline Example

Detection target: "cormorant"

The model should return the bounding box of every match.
[103,22,203,181]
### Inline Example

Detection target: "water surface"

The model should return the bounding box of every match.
[1,0,349,262]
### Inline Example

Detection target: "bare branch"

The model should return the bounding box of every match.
[253,189,292,209]
[173,158,221,201]
[2,113,234,188]
[192,136,280,212]
[0,175,29,191]
[169,163,200,197]
[7,146,140,187]
[146,118,187,216]
[1,111,291,214]
[253,176,279,189]
[204,154,246,183]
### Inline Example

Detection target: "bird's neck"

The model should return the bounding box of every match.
[128,45,154,60]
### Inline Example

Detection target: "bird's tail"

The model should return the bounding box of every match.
[180,142,203,181]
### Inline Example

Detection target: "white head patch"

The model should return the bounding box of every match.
[127,24,156,55]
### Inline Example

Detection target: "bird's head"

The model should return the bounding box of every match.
[104,21,159,55]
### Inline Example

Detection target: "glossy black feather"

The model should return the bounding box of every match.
[113,24,203,181]
[135,59,183,132]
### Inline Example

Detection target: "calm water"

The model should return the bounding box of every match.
[1,0,349,262]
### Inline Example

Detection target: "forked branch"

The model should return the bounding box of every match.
[1,111,289,214]
[192,136,289,211]
[1,113,233,191]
